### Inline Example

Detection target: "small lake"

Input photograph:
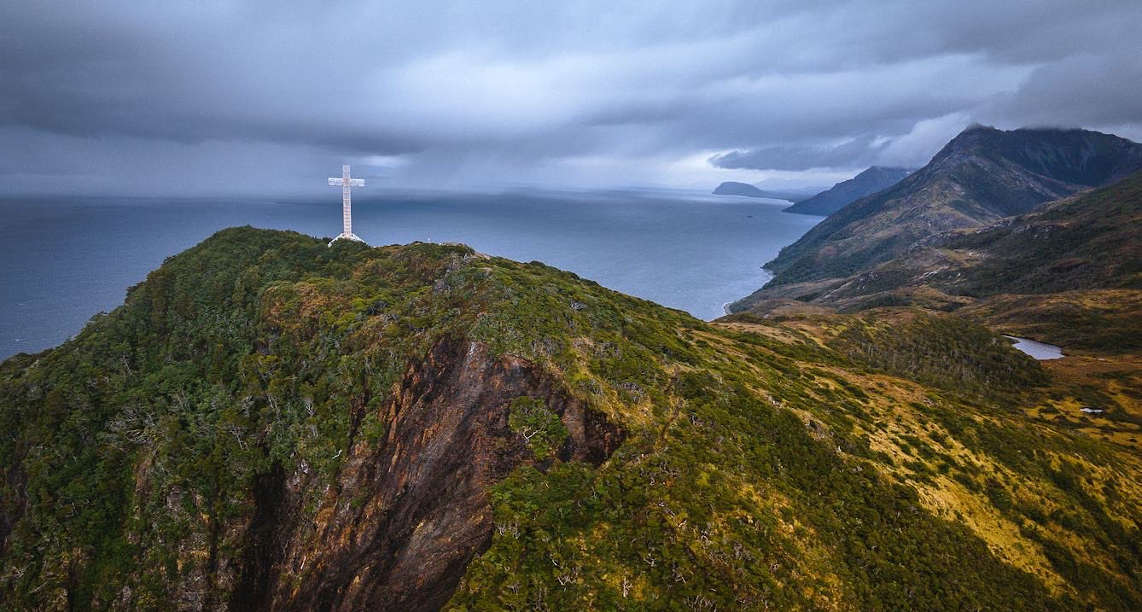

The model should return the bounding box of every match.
[0,191,820,359]
[1005,336,1064,360]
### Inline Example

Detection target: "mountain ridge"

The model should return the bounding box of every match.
[732,170,1142,353]
[758,126,1142,289]
[784,166,912,216]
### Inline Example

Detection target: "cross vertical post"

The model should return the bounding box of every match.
[328,164,366,245]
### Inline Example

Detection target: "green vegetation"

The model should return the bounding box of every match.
[737,167,1142,358]
[942,172,1142,296]
[829,312,1048,396]
[508,397,567,461]
[1,227,1139,610]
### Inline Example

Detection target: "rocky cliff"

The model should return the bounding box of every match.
[263,338,622,611]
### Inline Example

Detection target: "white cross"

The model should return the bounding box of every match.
[327,164,365,245]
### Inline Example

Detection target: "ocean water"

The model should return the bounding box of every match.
[0,190,819,359]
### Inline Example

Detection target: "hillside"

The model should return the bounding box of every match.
[759,126,1142,288]
[2,228,1141,610]
[784,166,912,216]
[733,171,1142,353]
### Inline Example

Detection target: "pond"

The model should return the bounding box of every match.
[1005,336,1064,360]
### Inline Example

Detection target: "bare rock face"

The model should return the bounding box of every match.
[232,338,623,611]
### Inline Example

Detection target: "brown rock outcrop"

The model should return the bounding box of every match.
[232,337,623,611]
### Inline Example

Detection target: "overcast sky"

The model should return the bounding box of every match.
[2,0,1141,195]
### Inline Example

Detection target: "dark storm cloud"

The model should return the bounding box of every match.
[709,136,885,171]
[1,0,1140,193]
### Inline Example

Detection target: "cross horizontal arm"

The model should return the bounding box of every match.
[349,178,365,187]
[328,178,342,186]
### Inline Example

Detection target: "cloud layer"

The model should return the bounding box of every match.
[2,0,1140,194]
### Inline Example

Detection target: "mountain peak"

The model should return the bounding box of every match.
[932,126,1142,186]
[759,126,1142,287]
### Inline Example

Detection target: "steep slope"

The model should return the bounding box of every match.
[2,228,1140,610]
[760,126,1142,289]
[910,171,1142,296]
[784,166,912,216]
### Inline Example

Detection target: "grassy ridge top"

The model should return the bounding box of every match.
[1,227,1139,609]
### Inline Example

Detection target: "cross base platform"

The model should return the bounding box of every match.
[329,232,364,246]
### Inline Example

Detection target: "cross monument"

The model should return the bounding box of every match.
[327,164,365,245]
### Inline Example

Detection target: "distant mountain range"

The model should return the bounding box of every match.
[754,126,1142,290]
[712,181,820,201]
[783,166,912,216]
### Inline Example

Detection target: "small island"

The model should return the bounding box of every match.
[713,181,816,200]
[712,181,767,197]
